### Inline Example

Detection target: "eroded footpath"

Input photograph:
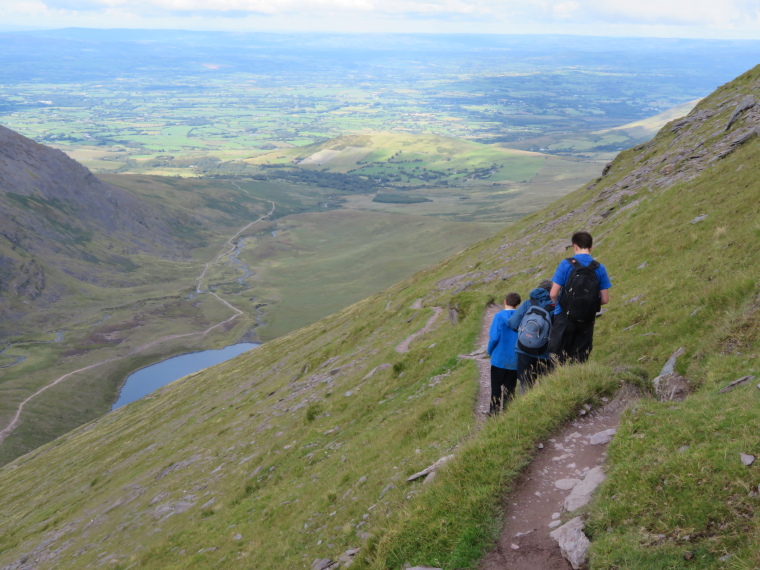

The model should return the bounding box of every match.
[470,304,633,569]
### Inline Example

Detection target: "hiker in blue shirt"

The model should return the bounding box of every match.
[487,292,521,414]
[508,280,555,393]
[549,231,612,365]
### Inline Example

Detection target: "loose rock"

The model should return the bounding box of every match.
[564,466,606,512]
[407,455,455,482]
[653,372,691,401]
[740,453,756,466]
[554,478,581,490]
[550,516,590,570]
[589,428,617,445]
[717,375,755,393]
[311,558,334,570]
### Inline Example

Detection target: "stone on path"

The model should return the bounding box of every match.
[554,478,580,490]
[564,466,606,512]
[588,428,617,445]
[550,516,590,570]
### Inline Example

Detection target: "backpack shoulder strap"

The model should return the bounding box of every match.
[566,257,578,267]
[588,260,600,270]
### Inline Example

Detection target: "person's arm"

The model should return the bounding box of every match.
[550,282,561,305]
[487,314,501,355]
[597,265,612,306]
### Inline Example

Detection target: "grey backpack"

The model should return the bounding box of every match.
[516,300,552,356]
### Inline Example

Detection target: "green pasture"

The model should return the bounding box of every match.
[237,209,499,339]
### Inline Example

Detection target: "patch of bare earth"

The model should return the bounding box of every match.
[395,306,444,354]
[479,394,629,569]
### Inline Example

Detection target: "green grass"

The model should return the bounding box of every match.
[238,209,499,340]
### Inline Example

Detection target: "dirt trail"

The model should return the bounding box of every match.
[468,305,630,569]
[395,306,444,353]
[473,304,501,421]
[0,185,274,445]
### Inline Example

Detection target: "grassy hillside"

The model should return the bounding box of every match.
[1,67,759,570]
[248,131,591,186]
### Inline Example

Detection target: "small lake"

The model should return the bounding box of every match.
[111,343,258,410]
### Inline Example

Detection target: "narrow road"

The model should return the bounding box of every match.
[0,182,275,445]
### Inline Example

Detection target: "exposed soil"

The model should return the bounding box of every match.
[395,306,444,354]
[474,303,501,422]
[478,397,626,569]
[469,304,634,569]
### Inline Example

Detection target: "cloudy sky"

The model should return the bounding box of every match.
[2,0,760,38]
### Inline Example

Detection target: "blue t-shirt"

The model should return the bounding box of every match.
[551,254,612,315]
[487,309,518,370]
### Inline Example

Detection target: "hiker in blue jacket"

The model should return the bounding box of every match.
[508,281,555,393]
[486,291,521,414]
[549,231,611,365]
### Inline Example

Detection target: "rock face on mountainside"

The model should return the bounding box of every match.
[0,124,184,263]
[0,125,196,338]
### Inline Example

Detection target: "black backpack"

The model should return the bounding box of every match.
[562,258,601,323]
[516,300,552,356]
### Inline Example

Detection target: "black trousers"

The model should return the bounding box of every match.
[517,352,552,392]
[549,312,595,365]
[489,366,518,413]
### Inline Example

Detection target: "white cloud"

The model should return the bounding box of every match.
[2,0,760,37]
[552,0,760,26]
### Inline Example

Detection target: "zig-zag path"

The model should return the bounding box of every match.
[0,184,274,446]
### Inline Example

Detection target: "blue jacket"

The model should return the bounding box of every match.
[508,288,554,359]
[487,309,518,370]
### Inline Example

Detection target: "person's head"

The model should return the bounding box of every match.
[504,292,521,309]
[572,231,593,251]
[538,279,553,292]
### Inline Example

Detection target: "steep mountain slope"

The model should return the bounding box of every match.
[0,125,197,338]
[0,67,759,570]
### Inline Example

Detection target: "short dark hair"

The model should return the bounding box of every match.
[538,279,553,291]
[572,231,593,250]
[504,292,521,307]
